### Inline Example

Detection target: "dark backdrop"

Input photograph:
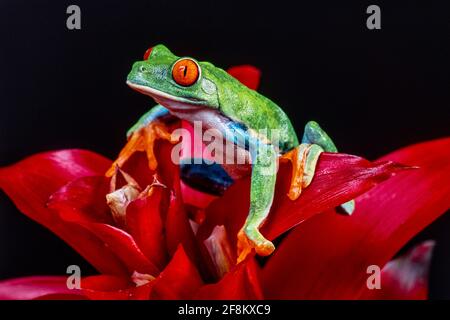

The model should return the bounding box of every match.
[0,0,449,297]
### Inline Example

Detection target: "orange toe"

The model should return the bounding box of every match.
[280,145,311,201]
[236,228,254,264]
[106,121,177,177]
[236,228,275,263]
[255,240,275,256]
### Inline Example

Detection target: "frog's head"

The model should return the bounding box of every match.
[127,44,221,111]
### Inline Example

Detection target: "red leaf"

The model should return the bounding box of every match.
[74,222,160,276]
[165,189,195,256]
[126,184,169,269]
[81,275,132,300]
[47,175,113,224]
[199,153,407,252]
[155,132,184,189]
[120,152,156,189]
[194,258,263,299]
[361,240,435,300]
[227,65,261,90]
[82,247,204,300]
[149,245,204,299]
[164,180,218,280]
[165,175,205,270]
[81,274,156,300]
[203,225,235,278]
[0,276,85,300]
[262,138,450,299]
[47,174,161,276]
[264,154,408,240]
[197,178,250,251]
[0,150,129,276]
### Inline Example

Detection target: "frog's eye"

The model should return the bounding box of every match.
[143,47,153,60]
[172,58,200,87]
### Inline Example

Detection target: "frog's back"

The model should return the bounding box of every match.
[209,66,299,153]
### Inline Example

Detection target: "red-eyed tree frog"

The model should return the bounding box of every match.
[107,44,354,262]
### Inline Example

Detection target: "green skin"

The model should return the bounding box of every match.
[126,44,354,255]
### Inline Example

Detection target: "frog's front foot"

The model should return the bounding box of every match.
[106,121,178,177]
[281,142,356,215]
[237,226,275,263]
[280,143,324,200]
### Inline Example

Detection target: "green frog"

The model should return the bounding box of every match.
[107,44,354,262]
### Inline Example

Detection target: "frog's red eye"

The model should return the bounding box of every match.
[172,58,199,86]
[143,47,153,60]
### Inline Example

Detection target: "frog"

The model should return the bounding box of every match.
[106,44,354,262]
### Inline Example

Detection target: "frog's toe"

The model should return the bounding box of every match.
[254,238,275,256]
[237,227,275,263]
[106,129,146,177]
[281,143,324,200]
[302,144,324,188]
[106,121,176,177]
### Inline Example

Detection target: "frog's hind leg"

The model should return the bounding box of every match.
[237,141,278,263]
[282,121,355,215]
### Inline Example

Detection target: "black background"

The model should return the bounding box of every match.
[0,0,449,297]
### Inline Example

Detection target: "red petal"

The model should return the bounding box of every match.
[47,175,113,224]
[262,138,450,299]
[361,240,435,300]
[126,184,169,269]
[74,222,160,276]
[166,176,218,283]
[203,225,235,278]
[81,247,205,300]
[47,174,160,276]
[165,187,197,257]
[81,274,155,300]
[199,153,407,251]
[194,258,263,299]
[121,141,212,279]
[0,276,85,300]
[197,177,250,251]
[264,154,408,240]
[165,180,211,277]
[227,65,261,90]
[181,181,218,209]
[120,152,156,189]
[0,150,129,275]
[81,275,132,300]
[149,245,204,299]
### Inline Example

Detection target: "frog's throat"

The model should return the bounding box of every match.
[126,81,205,111]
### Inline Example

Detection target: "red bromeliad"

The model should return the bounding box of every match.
[0,67,449,300]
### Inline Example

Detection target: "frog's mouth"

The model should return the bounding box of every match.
[126,81,206,111]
